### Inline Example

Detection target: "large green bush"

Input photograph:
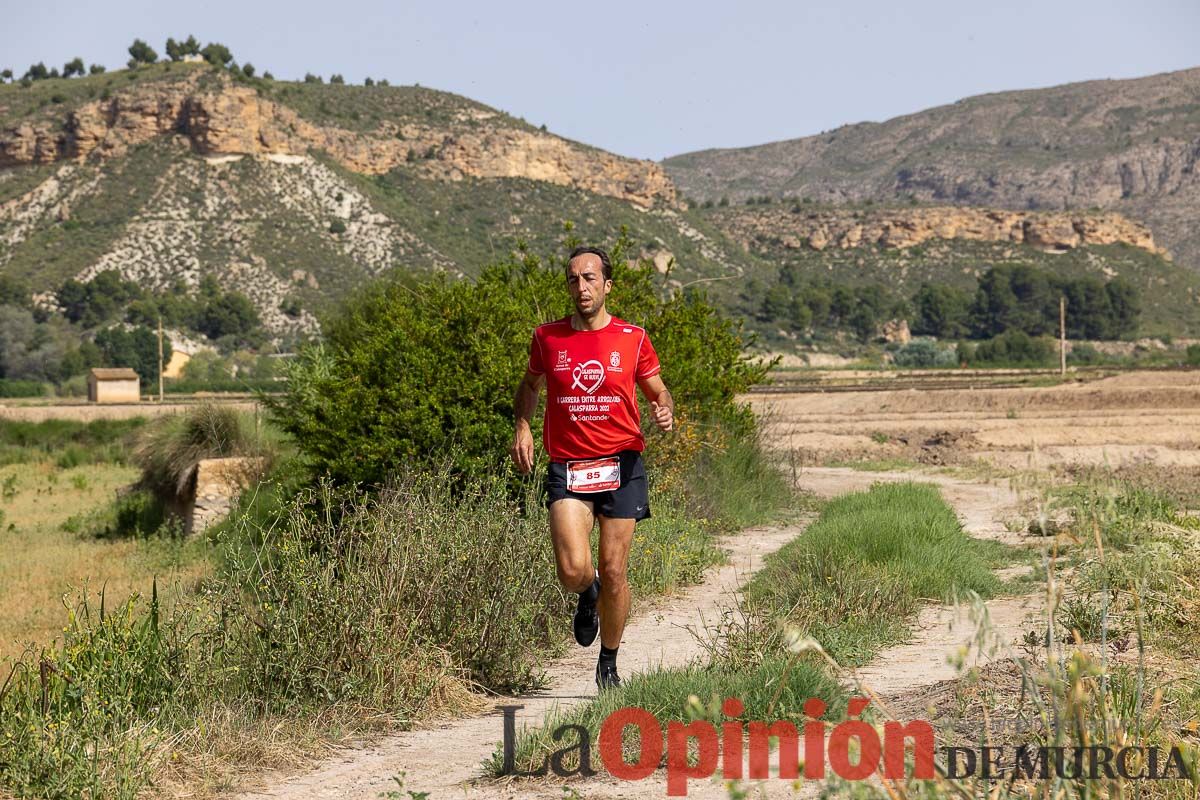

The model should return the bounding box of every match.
[263,235,771,487]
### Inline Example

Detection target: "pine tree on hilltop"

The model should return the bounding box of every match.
[201,43,233,67]
[127,38,158,65]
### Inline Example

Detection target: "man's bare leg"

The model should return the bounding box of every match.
[549,498,596,592]
[596,515,635,648]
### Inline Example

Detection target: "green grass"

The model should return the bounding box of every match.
[489,653,845,776]
[0,417,147,466]
[747,481,1007,666]
[499,479,1015,781]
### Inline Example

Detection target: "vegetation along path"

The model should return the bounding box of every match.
[234,467,1038,800]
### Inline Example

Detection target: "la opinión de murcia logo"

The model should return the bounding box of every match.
[496,698,1195,796]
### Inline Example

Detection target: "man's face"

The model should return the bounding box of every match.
[566,254,611,318]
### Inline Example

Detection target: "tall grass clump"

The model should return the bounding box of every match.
[132,402,277,502]
[82,403,282,538]
[217,466,562,705]
[747,482,1003,664]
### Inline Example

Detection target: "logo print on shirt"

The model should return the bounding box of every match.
[557,350,569,367]
[610,351,621,368]
[571,360,605,395]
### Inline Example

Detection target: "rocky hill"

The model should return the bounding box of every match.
[663,67,1200,273]
[0,63,756,344]
[2,60,1199,347]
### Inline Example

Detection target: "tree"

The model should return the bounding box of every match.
[0,275,30,308]
[330,74,345,84]
[1105,278,1140,338]
[94,325,168,386]
[127,38,158,65]
[198,291,260,340]
[62,57,85,77]
[57,270,143,327]
[970,265,1054,338]
[23,62,49,81]
[759,285,791,322]
[378,78,389,87]
[88,63,105,75]
[262,71,274,80]
[241,63,255,77]
[166,34,202,61]
[304,73,322,84]
[0,69,11,82]
[201,42,233,67]
[364,77,375,86]
[911,282,970,338]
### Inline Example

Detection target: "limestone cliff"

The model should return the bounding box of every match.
[0,72,676,208]
[712,205,1165,256]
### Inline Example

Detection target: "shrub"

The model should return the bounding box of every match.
[328,219,346,234]
[892,339,955,368]
[263,234,770,488]
[1186,344,1200,366]
[1067,342,1102,365]
[965,330,1056,367]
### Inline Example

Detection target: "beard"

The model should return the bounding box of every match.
[575,296,605,318]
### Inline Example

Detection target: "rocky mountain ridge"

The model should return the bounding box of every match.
[710,205,1164,255]
[664,67,1200,271]
[0,69,675,208]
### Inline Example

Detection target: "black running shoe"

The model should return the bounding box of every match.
[573,577,600,647]
[596,660,622,690]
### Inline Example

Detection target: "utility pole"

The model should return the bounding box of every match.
[157,316,164,402]
[1059,296,1067,377]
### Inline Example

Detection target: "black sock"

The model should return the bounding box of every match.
[599,644,618,667]
[579,573,600,603]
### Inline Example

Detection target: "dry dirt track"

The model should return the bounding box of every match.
[232,468,1039,800]
[750,370,1200,469]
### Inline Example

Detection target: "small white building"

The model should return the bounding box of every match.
[87,367,141,403]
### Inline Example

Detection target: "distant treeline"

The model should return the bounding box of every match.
[0,270,276,391]
[1,35,396,87]
[748,263,1140,342]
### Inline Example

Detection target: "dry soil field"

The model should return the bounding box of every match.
[748,369,1200,471]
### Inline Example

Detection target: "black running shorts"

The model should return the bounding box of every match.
[544,449,651,521]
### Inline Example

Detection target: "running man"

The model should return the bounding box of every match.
[510,246,674,690]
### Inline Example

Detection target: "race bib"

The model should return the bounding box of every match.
[566,457,621,493]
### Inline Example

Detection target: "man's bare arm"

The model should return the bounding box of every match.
[637,374,674,432]
[511,370,544,473]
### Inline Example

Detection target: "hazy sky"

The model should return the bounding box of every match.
[3,0,1197,160]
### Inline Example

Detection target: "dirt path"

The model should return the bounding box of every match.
[232,467,1041,800]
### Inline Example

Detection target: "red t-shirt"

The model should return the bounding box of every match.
[526,315,662,462]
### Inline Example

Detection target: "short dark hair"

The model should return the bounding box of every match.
[566,246,612,281]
